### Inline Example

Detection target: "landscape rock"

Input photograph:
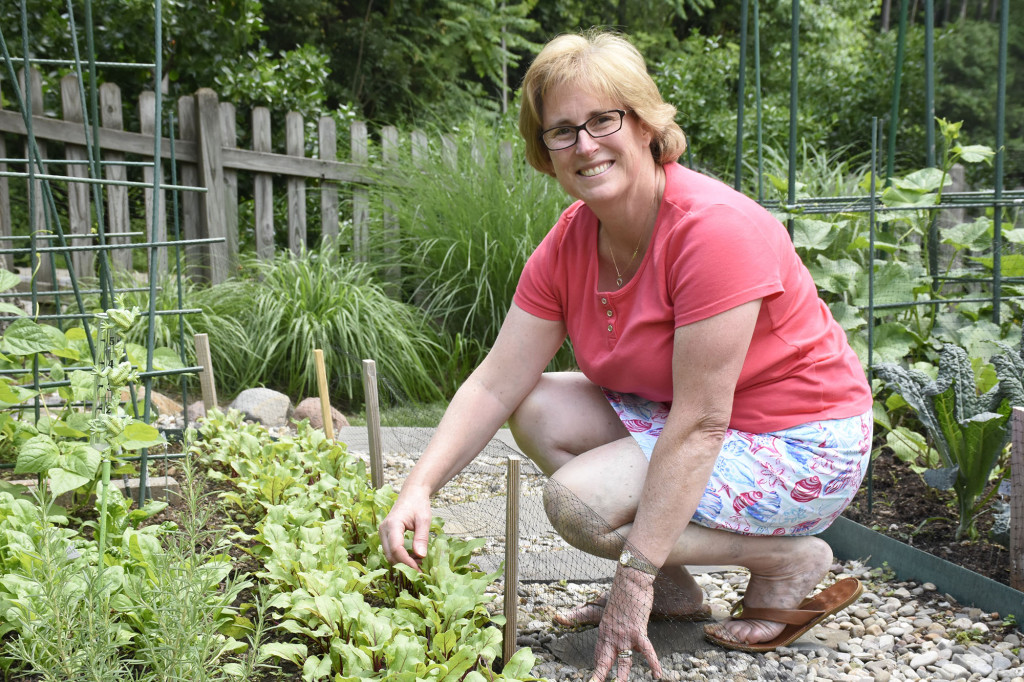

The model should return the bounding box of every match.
[120,388,182,417]
[292,397,350,433]
[184,400,208,424]
[228,387,291,427]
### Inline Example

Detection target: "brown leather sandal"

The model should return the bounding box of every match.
[703,577,863,653]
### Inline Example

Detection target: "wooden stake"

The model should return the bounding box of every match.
[361,359,384,489]
[194,333,217,414]
[503,454,521,666]
[313,349,334,440]
[1011,407,1024,591]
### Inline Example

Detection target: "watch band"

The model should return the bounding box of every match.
[619,548,659,576]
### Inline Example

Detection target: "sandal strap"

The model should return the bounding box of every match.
[735,605,824,626]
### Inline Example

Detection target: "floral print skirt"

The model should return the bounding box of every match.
[603,389,873,536]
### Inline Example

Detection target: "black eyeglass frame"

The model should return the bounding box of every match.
[539,109,628,151]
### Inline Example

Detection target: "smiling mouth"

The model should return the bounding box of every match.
[579,161,612,177]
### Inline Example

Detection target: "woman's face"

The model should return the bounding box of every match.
[541,84,654,206]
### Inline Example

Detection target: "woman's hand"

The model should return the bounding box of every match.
[589,566,663,681]
[379,491,433,570]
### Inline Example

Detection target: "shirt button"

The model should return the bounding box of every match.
[606,310,613,317]
[601,297,607,304]
[607,324,613,332]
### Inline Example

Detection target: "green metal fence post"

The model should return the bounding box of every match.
[734,0,749,191]
[992,0,1009,326]
[886,0,909,186]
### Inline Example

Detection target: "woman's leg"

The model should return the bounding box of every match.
[509,372,706,617]
[542,446,833,645]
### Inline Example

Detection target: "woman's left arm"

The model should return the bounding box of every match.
[589,298,762,682]
[629,297,762,565]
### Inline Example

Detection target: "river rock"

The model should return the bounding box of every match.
[292,397,349,432]
[228,387,291,427]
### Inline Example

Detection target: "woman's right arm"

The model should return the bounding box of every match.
[379,303,567,569]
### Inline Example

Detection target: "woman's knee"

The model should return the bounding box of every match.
[542,475,623,559]
[509,373,625,461]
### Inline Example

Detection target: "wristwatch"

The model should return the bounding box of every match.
[618,548,659,576]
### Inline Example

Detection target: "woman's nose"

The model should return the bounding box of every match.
[575,129,600,155]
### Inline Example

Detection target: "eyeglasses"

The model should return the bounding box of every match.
[540,109,627,151]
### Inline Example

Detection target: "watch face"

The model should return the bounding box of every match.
[620,550,631,565]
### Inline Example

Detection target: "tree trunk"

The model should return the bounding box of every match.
[882,0,892,30]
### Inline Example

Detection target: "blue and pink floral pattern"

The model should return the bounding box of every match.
[603,389,873,536]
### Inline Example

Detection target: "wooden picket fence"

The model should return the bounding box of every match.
[0,68,462,286]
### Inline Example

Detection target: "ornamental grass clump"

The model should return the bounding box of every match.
[369,125,574,376]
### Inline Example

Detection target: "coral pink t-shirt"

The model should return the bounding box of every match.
[513,162,872,433]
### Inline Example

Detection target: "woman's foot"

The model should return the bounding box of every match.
[704,536,833,647]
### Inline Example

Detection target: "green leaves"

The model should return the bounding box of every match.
[193,411,520,682]
[875,340,1018,540]
[2,319,71,357]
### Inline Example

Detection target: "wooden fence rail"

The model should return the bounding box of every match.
[0,68,455,285]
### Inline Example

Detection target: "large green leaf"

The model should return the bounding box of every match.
[956,410,1010,500]
[0,302,25,317]
[941,216,992,250]
[500,647,538,678]
[48,467,90,498]
[967,253,1024,277]
[119,422,165,450]
[0,381,37,406]
[0,269,20,293]
[68,369,97,403]
[2,319,68,356]
[893,167,948,193]
[62,442,102,479]
[810,256,862,295]
[260,642,307,665]
[792,218,838,253]
[954,144,995,164]
[385,632,427,673]
[14,435,60,474]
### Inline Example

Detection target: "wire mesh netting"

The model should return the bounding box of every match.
[333,371,879,681]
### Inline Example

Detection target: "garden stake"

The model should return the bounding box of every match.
[361,359,383,489]
[98,458,110,558]
[314,349,334,440]
[1011,407,1024,591]
[194,333,218,413]
[503,454,521,667]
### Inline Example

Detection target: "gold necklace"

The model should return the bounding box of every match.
[608,228,645,288]
[606,170,663,289]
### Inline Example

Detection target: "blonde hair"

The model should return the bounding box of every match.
[519,30,687,176]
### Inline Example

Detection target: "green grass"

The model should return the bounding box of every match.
[345,399,450,427]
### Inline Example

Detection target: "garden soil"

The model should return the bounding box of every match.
[841,450,1011,587]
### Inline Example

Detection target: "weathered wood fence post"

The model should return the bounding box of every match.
[22,68,54,290]
[139,90,168,276]
[99,81,132,272]
[60,74,93,278]
[177,94,203,280]
[351,121,369,262]
[286,111,306,256]
[220,101,239,272]
[319,116,339,243]
[195,88,229,283]
[252,106,274,260]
